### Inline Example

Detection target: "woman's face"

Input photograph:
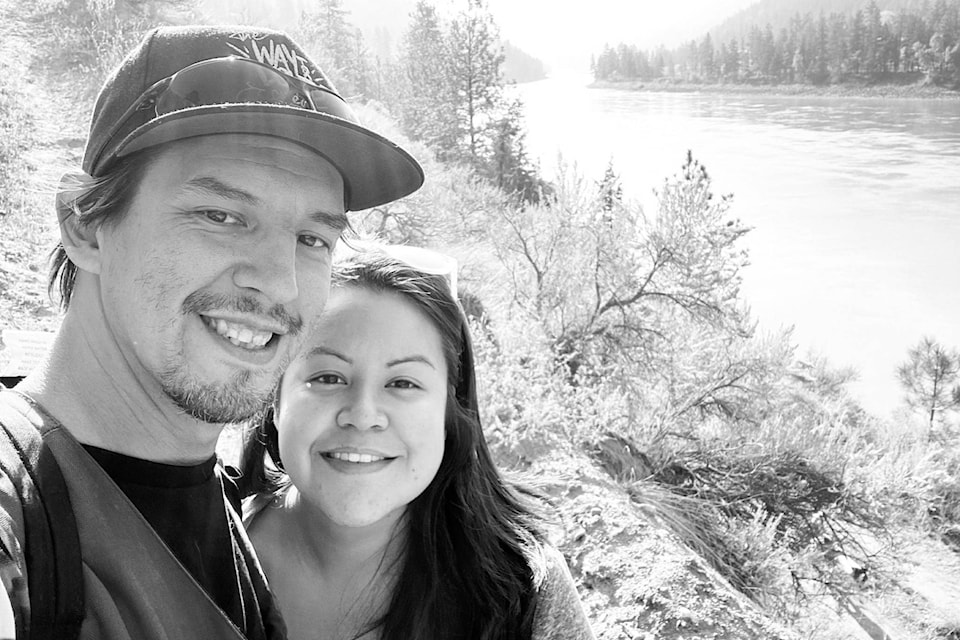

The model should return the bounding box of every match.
[277,286,448,530]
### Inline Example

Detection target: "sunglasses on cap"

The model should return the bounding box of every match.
[335,242,459,298]
[100,56,353,159]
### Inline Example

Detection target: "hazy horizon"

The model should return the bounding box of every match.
[197,0,762,75]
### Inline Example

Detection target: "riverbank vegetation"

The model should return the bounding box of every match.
[3,0,960,638]
[592,0,960,94]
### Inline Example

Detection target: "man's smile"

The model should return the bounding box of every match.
[202,316,276,350]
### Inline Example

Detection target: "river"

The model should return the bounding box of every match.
[514,76,960,419]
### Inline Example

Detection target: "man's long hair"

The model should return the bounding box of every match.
[49,150,159,309]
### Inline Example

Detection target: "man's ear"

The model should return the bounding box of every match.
[56,171,102,275]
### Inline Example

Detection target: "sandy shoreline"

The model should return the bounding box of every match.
[590,79,960,99]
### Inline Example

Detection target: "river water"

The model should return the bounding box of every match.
[514,76,960,419]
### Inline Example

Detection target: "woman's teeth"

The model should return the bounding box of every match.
[327,452,386,464]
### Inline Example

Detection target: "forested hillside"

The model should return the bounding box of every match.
[502,40,548,83]
[709,0,925,43]
[3,0,960,638]
[593,0,960,90]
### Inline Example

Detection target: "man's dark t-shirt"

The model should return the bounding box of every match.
[84,446,276,639]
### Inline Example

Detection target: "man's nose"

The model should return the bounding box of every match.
[232,229,299,304]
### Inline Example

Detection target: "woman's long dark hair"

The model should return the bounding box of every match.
[239,249,548,640]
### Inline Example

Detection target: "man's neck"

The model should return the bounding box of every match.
[17,312,222,465]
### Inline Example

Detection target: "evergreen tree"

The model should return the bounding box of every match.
[653,50,667,78]
[592,0,960,89]
[763,24,779,78]
[348,26,371,98]
[617,42,637,78]
[594,44,617,80]
[849,9,867,74]
[828,13,850,80]
[447,0,505,165]
[395,0,459,158]
[774,26,792,81]
[745,25,761,78]
[811,12,830,83]
[898,337,960,430]
[864,1,882,72]
[485,97,547,205]
[683,39,699,80]
[722,38,741,81]
[698,33,716,79]
[597,159,622,220]
[296,0,370,96]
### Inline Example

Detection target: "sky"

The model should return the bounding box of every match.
[484,0,758,73]
[197,0,762,75]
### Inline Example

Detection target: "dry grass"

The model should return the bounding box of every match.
[0,2,62,338]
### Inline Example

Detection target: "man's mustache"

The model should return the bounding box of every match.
[182,291,303,335]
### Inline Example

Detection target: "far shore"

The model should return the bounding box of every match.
[589,79,960,99]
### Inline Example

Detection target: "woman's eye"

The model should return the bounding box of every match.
[309,373,344,385]
[388,379,420,390]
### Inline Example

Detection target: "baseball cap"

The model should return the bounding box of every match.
[82,25,424,211]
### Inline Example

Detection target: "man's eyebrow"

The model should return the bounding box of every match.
[310,209,350,232]
[183,177,348,230]
[182,176,260,205]
[387,355,437,370]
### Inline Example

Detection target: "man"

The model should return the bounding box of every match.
[0,25,423,639]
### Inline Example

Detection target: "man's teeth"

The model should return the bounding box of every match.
[327,452,386,464]
[205,317,273,349]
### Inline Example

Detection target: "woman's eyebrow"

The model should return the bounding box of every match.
[387,355,437,370]
[303,345,351,363]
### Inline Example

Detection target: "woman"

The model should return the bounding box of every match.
[239,247,595,640]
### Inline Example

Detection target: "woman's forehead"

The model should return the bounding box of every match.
[300,287,443,360]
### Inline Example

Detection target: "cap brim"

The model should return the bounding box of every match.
[111,104,424,211]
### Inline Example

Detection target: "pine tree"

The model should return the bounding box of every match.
[296,0,365,95]
[447,0,505,165]
[828,13,849,81]
[865,1,884,73]
[395,0,458,158]
[698,33,715,80]
[485,97,545,204]
[811,12,830,83]
[597,160,622,219]
[849,9,866,74]
[898,337,960,431]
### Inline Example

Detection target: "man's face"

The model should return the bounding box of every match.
[93,134,347,423]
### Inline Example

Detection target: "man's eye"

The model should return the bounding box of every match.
[202,210,243,225]
[298,234,330,249]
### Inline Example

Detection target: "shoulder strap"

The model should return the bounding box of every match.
[219,470,286,640]
[0,395,84,639]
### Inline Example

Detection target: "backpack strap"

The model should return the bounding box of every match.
[0,395,84,639]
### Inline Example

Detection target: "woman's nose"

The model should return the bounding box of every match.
[336,387,387,431]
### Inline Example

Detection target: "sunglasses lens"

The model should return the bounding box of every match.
[156,58,310,114]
